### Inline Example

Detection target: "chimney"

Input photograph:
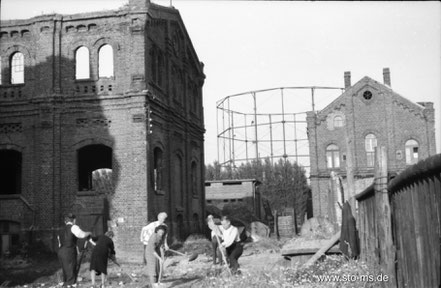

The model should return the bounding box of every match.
[383,68,391,87]
[129,0,150,10]
[344,71,351,88]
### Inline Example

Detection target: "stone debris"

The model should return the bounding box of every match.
[250,221,270,241]
[299,217,338,240]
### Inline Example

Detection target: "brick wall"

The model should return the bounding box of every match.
[308,75,436,218]
[0,2,205,259]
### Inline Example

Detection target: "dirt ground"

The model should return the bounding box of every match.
[0,238,287,288]
[1,237,381,288]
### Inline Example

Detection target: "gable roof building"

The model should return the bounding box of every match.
[306,68,436,220]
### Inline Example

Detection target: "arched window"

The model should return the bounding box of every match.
[326,144,340,169]
[171,67,177,99]
[365,133,377,167]
[150,49,157,83]
[75,46,90,80]
[11,52,24,84]
[333,115,343,127]
[153,147,163,192]
[78,144,112,191]
[0,150,22,194]
[405,139,419,165]
[192,213,199,233]
[98,44,114,78]
[172,154,184,207]
[191,161,198,197]
[176,214,184,241]
[157,52,164,86]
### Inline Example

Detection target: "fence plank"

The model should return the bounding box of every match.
[357,154,440,288]
[374,146,396,287]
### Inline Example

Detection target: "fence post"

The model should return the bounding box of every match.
[374,146,397,287]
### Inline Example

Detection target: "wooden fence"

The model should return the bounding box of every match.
[356,152,441,288]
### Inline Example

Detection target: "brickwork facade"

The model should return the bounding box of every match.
[0,0,205,260]
[307,70,436,219]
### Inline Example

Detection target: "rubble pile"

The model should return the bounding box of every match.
[181,235,213,256]
[299,217,338,240]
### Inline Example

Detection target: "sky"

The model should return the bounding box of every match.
[2,0,440,165]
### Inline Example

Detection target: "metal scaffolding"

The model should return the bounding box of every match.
[216,86,344,175]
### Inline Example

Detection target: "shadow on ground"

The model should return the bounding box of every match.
[0,253,60,286]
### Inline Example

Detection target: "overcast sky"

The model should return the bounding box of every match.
[2,0,440,164]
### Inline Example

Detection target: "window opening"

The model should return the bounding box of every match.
[11,52,24,84]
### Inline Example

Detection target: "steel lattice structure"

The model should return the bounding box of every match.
[216,86,344,176]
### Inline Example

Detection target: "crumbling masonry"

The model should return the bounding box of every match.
[0,0,205,260]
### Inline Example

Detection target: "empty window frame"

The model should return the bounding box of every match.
[98,44,114,78]
[75,46,90,80]
[405,139,419,165]
[157,52,163,86]
[11,52,24,84]
[77,144,112,191]
[192,213,199,233]
[172,154,184,207]
[0,150,22,195]
[151,49,157,84]
[365,133,377,167]
[153,147,163,192]
[191,161,198,197]
[326,144,340,168]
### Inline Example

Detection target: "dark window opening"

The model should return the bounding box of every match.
[206,200,212,204]
[172,154,184,206]
[191,161,198,197]
[151,49,157,83]
[157,53,163,87]
[363,90,372,100]
[153,147,163,192]
[176,214,184,241]
[192,213,199,233]
[0,150,22,195]
[223,181,242,186]
[78,144,112,191]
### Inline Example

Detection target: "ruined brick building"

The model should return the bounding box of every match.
[307,68,436,220]
[0,0,205,259]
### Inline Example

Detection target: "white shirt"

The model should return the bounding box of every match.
[221,225,240,248]
[140,221,160,245]
[210,224,223,239]
[140,221,169,249]
[66,222,88,238]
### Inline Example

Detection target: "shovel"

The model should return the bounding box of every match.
[168,248,198,262]
[75,239,89,281]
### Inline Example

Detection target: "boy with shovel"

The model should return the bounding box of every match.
[219,216,243,275]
